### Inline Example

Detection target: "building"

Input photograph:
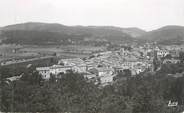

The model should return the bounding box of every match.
[99,75,115,86]
[114,67,124,74]
[83,73,97,79]
[6,74,23,83]
[168,100,178,107]
[163,58,180,64]
[169,50,180,57]
[133,67,144,75]
[95,68,114,77]
[72,65,87,73]
[58,58,85,66]
[157,50,169,58]
[36,67,50,79]
[49,65,72,75]
[36,65,72,80]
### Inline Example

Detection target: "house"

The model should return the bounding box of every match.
[121,62,133,69]
[49,65,72,75]
[134,67,144,75]
[86,64,96,70]
[36,67,50,79]
[169,50,180,57]
[163,58,180,64]
[58,58,88,73]
[155,46,160,51]
[114,67,124,74]
[85,67,115,85]
[58,58,85,66]
[88,67,114,76]
[131,69,137,76]
[168,100,178,107]
[120,48,130,56]
[121,61,138,69]
[6,74,23,83]
[97,51,112,56]
[72,64,87,73]
[83,73,97,79]
[157,50,169,58]
[96,68,114,76]
[88,67,115,85]
[99,75,115,86]
[36,65,72,80]
[167,73,184,78]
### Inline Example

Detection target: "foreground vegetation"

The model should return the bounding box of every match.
[0,63,184,113]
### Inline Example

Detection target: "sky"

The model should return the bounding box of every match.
[0,0,184,31]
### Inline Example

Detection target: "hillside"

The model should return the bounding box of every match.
[2,22,146,37]
[140,25,184,44]
[121,27,146,37]
[2,22,184,45]
[0,22,144,45]
[85,26,146,37]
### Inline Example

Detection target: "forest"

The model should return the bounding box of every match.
[0,63,184,113]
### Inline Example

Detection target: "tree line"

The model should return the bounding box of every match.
[0,63,184,113]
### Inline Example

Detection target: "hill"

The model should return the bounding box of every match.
[2,22,146,38]
[139,25,184,44]
[0,22,147,45]
[121,27,146,37]
[85,26,147,37]
[2,22,184,45]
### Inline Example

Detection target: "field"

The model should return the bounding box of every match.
[0,44,106,65]
[0,44,39,62]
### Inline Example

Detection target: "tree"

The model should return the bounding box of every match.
[21,71,43,85]
[179,51,184,62]
[1,63,184,112]
[113,69,131,81]
[123,69,132,77]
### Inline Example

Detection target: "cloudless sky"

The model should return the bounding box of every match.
[0,0,184,31]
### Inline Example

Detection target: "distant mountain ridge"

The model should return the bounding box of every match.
[2,22,146,37]
[1,22,184,45]
[139,25,184,44]
[0,22,147,45]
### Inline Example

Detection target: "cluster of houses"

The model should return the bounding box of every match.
[36,44,184,86]
[154,46,183,64]
[36,48,149,85]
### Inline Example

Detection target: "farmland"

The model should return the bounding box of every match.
[0,44,106,66]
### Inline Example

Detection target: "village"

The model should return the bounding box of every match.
[35,43,184,86]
